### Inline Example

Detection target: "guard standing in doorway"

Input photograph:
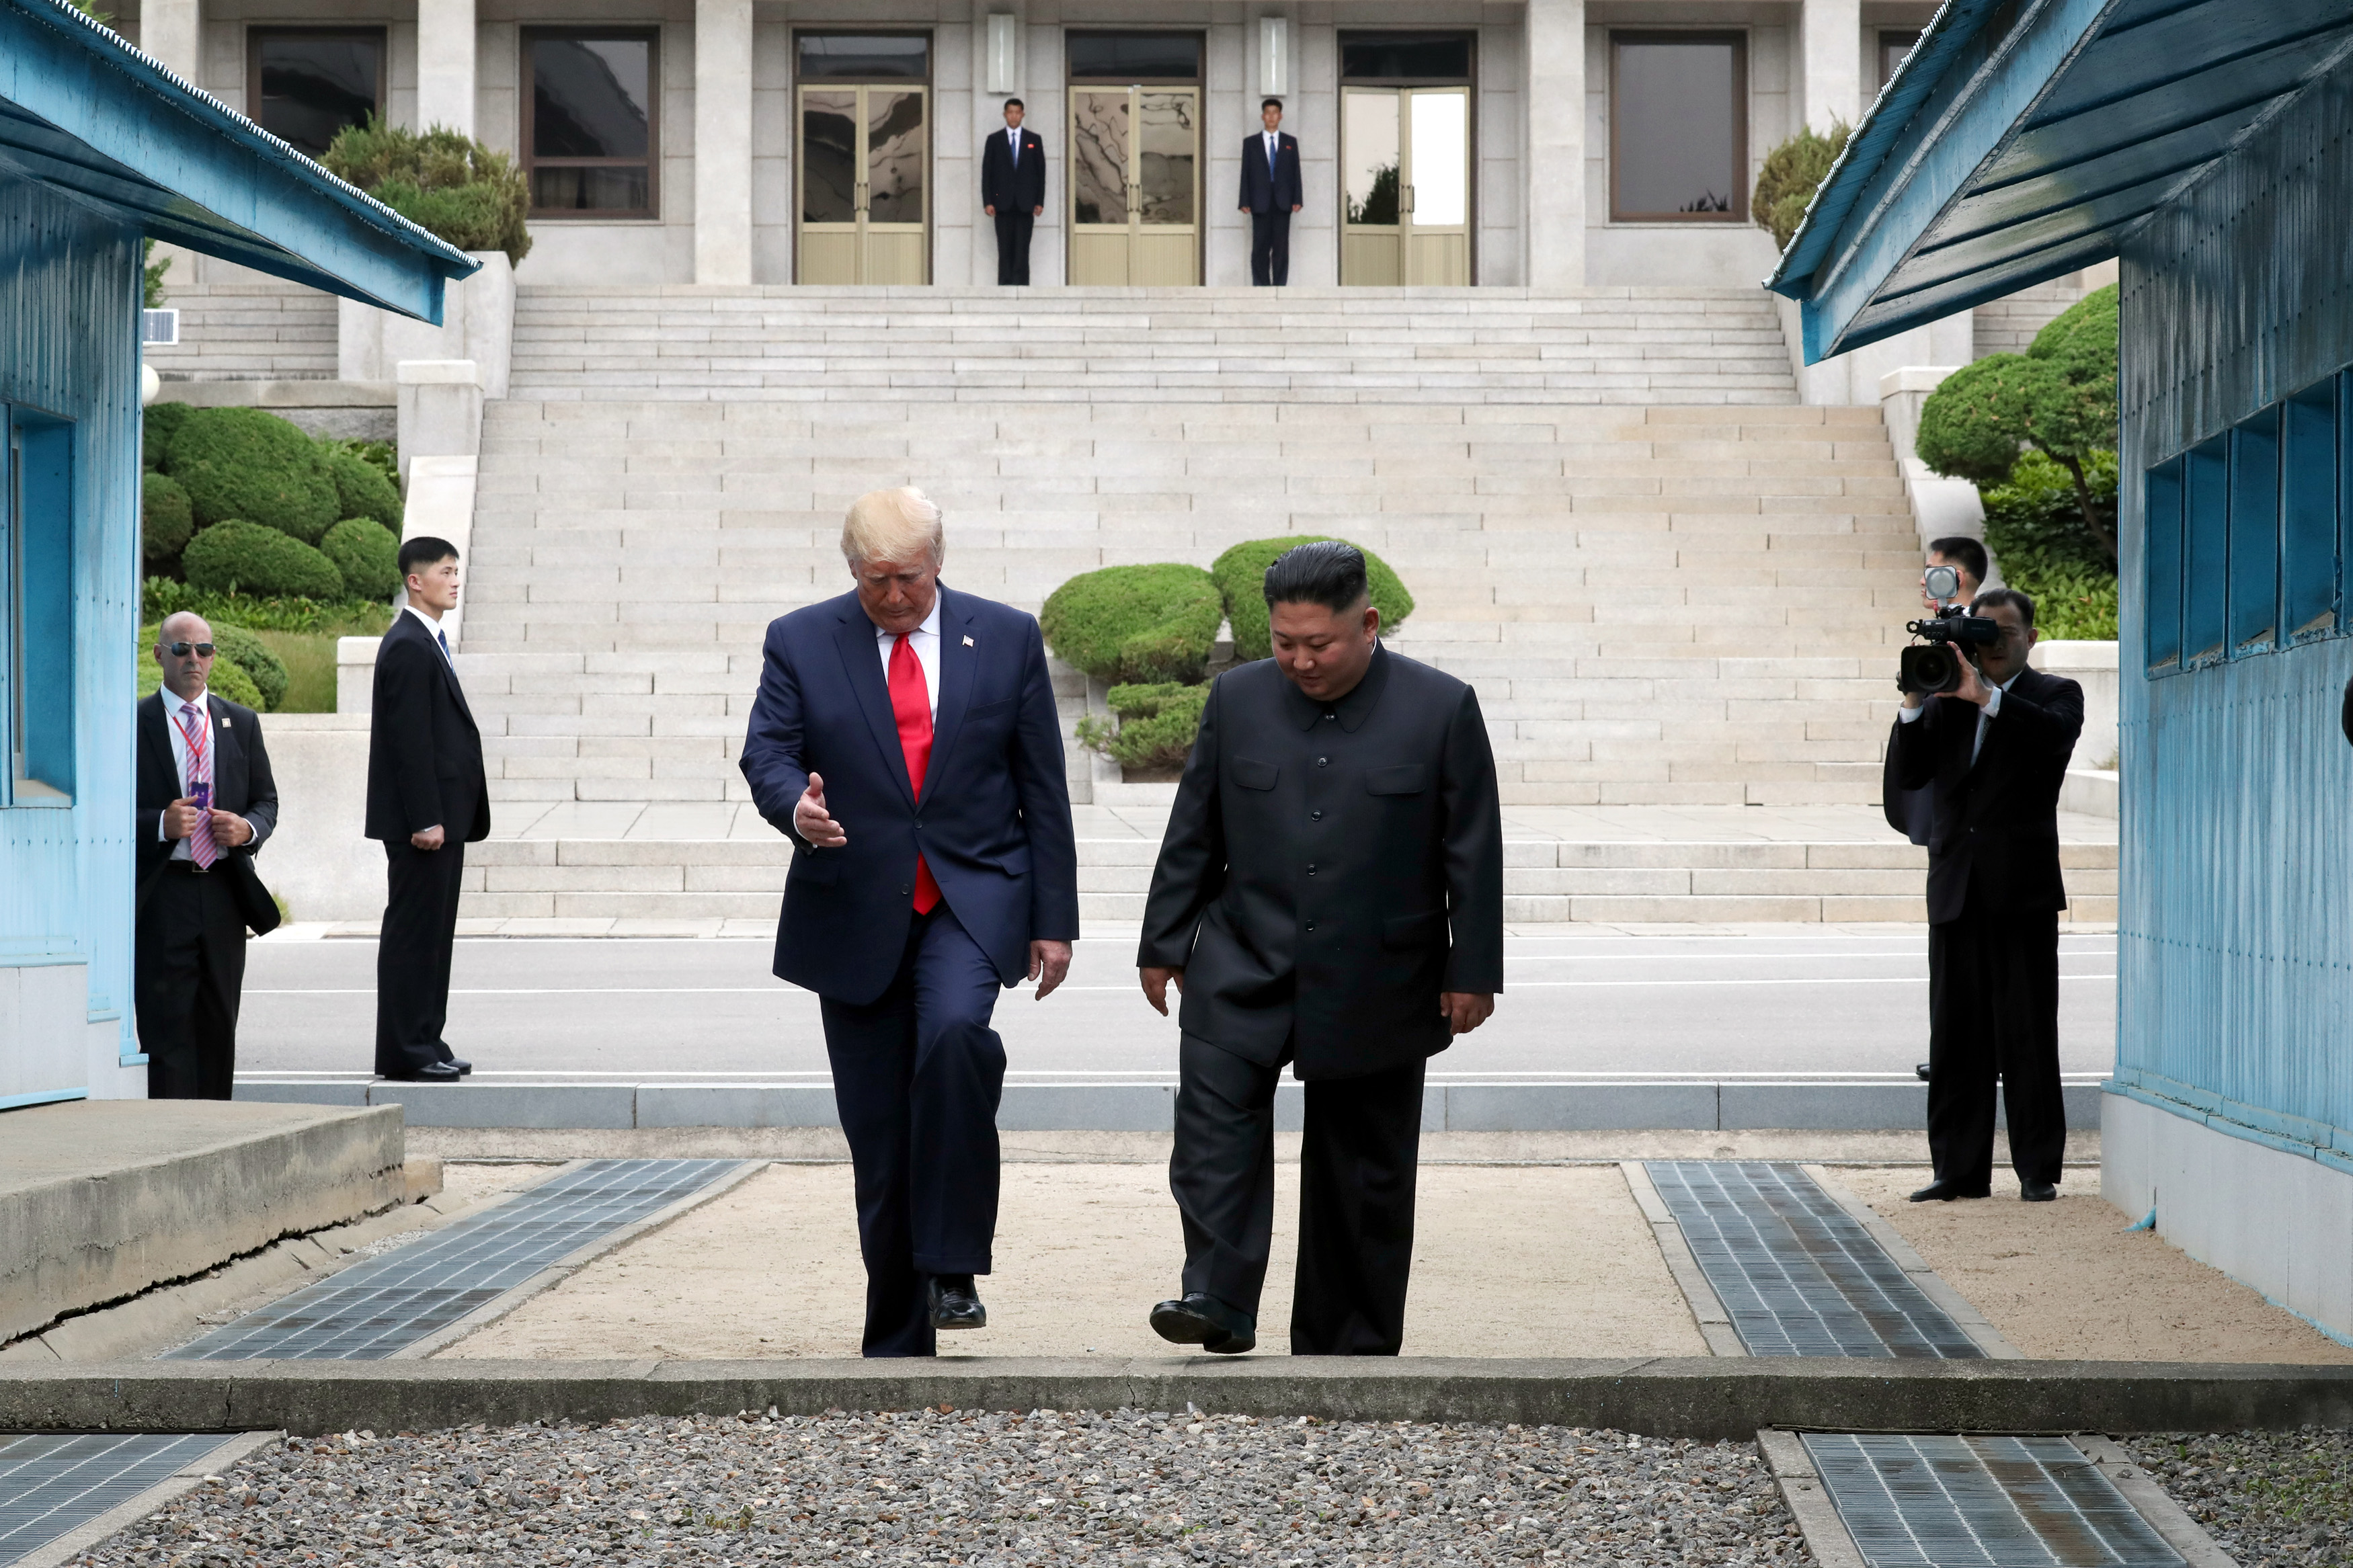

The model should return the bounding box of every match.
[982,98,1046,285]
[1240,97,1303,285]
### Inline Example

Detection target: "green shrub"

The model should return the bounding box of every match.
[142,578,395,636]
[137,625,266,712]
[142,472,194,571]
[321,518,402,601]
[321,437,399,495]
[1982,450,2119,642]
[143,237,169,309]
[322,117,532,265]
[183,520,347,602]
[1075,682,1211,773]
[1211,536,1416,663]
[1041,563,1224,685]
[1751,121,1849,251]
[164,407,340,544]
[206,624,289,712]
[143,401,191,469]
[321,448,402,530]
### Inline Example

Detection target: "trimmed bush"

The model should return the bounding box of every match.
[143,401,191,469]
[1751,122,1849,251]
[206,624,288,712]
[137,626,266,712]
[142,471,194,570]
[1981,450,2119,643]
[142,578,395,636]
[323,118,532,265]
[1041,563,1224,686]
[321,518,402,601]
[164,407,340,544]
[183,520,346,602]
[1075,682,1210,774]
[1211,536,1415,663]
[322,448,403,530]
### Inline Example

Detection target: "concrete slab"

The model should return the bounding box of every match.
[0,1101,407,1346]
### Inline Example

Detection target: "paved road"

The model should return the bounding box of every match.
[237,929,2118,1081]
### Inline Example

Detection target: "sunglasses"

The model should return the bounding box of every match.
[164,642,215,657]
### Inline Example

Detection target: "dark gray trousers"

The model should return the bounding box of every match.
[1170,1031,1425,1355]
[1926,898,2065,1188]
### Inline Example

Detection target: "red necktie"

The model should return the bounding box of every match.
[176,701,219,870]
[888,634,941,914]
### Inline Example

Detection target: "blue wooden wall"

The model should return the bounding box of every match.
[0,174,143,1088]
[2117,58,2353,1160]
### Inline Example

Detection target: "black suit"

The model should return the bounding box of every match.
[366,610,490,1077]
[135,690,280,1099]
[1890,663,2083,1190]
[981,126,1046,285]
[1140,646,1503,1353]
[1239,130,1303,285]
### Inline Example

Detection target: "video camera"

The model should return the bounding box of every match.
[1899,563,1998,695]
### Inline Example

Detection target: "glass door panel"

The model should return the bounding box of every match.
[1342,87,1402,285]
[1405,87,1470,284]
[796,83,928,284]
[1068,85,1197,284]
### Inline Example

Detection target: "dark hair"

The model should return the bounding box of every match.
[1261,97,1283,112]
[1004,97,1025,111]
[1927,535,1989,585]
[1972,586,2035,629]
[1263,540,1367,614]
[398,536,459,578]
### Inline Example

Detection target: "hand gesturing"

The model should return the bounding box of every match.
[795,772,848,848]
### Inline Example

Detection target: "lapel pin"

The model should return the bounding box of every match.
[218,714,232,727]
[963,635,975,647]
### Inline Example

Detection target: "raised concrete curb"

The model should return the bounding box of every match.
[0,1102,408,1345]
[231,1079,2109,1133]
[5,1360,2350,1440]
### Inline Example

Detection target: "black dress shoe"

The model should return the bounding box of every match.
[1915,1062,1931,1081]
[2020,1180,2059,1202]
[927,1274,986,1331]
[1150,1292,1256,1355]
[1908,1177,1991,1202]
[445,1059,473,1075]
[383,1062,464,1083]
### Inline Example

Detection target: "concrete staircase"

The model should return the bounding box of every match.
[442,284,2057,927]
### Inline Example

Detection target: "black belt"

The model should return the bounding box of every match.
[161,858,214,875]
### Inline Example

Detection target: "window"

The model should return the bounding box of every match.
[1340,32,1474,83]
[1878,30,1921,91]
[2281,378,2339,639]
[4,410,73,805]
[2144,458,2183,673]
[1609,34,1746,221]
[249,28,385,159]
[1066,33,1201,81]
[524,30,658,217]
[797,34,930,81]
[2229,407,2280,653]
[2183,435,2229,665]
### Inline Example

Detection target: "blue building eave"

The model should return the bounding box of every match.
[0,0,477,322]
[1767,0,2353,363]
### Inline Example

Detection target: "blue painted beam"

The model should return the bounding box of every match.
[1800,0,2118,363]
[1983,38,2320,180]
[0,0,473,320]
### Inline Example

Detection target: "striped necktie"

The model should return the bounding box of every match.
[177,700,220,869]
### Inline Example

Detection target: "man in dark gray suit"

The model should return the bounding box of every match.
[1136,541,1503,1356]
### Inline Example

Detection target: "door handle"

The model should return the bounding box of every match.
[1402,185,1415,216]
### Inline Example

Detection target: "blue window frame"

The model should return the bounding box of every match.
[2182,434,2230,665]
[2228,405,2280,653]
[2282,377,2338,641]
[2144,456,2183,671]
[3,407,74,804]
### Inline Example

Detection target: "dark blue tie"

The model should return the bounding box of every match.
[1267,136,1277,176]
[438,628,452,662]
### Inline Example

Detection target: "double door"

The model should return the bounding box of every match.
[1341,87,1470,286]
[1068,85,1199,286]
[798,83,928,284]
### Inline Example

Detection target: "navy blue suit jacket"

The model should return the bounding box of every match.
[740,585,1081,1004]
[1239,131,1302,212]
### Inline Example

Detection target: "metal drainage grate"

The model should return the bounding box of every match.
[1804,1434,2184,1568]
[1646,1161,1983,1358]
[0,1434,231,1565]
[165,1158,743,1361]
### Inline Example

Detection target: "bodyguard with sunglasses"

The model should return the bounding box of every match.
[134,612,281,1098]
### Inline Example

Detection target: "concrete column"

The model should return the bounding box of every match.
[415,0,477,136]
[694,0,755,284]
[140,0,200,83]
[1802,0,1862,134]
[1523,0,1585,290]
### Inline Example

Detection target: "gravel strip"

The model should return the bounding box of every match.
[2125,1430,2353,1566]
[65,1409,1809,1567]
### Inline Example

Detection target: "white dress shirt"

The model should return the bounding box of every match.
[873,597,941,718]
[159,686,255,858]
[403,602,455,663]
[1264,130,1279,169]
[1898,668,2018,766]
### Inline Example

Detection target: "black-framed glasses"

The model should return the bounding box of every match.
[165,642,216,657]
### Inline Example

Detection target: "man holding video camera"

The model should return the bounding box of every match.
[1890,587,2082,1204]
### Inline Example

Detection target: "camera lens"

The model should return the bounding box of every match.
[1900,645,1961,695]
